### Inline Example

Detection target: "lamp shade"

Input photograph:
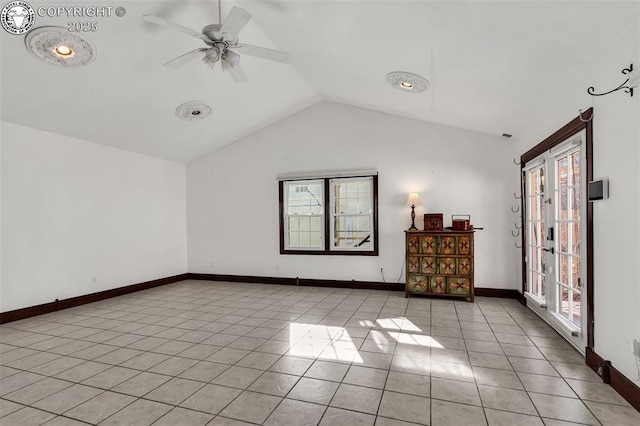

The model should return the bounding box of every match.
[406,192,422,207]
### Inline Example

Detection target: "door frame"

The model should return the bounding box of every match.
[519,108,594,351]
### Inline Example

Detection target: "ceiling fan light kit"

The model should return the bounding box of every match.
[143,3,291,84]
[25,26,96,67]
[176,101,213,121]
[386,71,430,93]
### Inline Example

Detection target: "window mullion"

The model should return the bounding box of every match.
[324,178,331,253]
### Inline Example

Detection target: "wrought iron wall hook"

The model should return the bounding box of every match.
[511,229,520,237]
[511,205,520,213]
[513,158,521,166]
[515,222,523,229]
[515,241,522,249]
[513,192,522,200]
[587,64,635,97]
[579,109,593,123]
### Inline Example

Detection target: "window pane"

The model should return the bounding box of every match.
[559,222,568,253]
[560,286,569,319]
[330,177,374,250]
[572,151,580,187]
[558,156,568,188]
[572,291,581,327]
[289,232,299,247]
[558,254,568,285]
[310,216,322,232]
[531,271,539,296]
[572,222,581,255]
[572,257,581,290]
[286,181,323,215]
[558,188,568,221]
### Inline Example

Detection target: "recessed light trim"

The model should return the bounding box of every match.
[54,45,74,57]
[386,71,430,93]
[25,26,96,67]
[176,101,212,121]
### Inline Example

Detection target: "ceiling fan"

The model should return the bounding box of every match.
[143,3,291,84]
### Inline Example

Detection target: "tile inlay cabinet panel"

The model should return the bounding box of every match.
[405,230,475,302]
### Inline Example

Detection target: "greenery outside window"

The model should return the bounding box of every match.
[279,174,378,255]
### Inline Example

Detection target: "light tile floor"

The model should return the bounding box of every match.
[1,280,639,425]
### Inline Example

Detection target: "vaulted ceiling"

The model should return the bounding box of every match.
[1,1,637,163]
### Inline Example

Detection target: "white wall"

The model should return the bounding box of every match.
[187,102,518,289]
[512,19,640,384]
[0,122,188,312]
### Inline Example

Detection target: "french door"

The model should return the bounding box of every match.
[523,129,587,351]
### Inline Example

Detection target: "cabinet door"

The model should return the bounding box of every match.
[458,235,471,255]
[438,257,457,275]
[408,275,429,293]
[408,256,420,273]
[421,257,437,274]
[457,258,472,275]
[448,277,471,295]
[420,235,438,254]
[407,235,419,254]
[430,276,447,294]
[439,236,456,254]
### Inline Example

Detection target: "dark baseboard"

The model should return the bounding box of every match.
[187,273,405,291]
[586,347,640,411]
[0,272,524,325]
[475,287,524,301]
[189,274,527,299]
[0,273,188,324]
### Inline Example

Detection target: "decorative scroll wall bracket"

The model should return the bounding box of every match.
[587,64,636,97]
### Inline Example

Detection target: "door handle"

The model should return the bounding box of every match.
[542,247,555,254]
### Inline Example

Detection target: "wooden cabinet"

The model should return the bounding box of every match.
[405,230,475,302]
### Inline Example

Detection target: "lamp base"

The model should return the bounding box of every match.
[408,205,418,231]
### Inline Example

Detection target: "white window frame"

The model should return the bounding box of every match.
[329,176,375,252]
[282,179,325,251]
[279,172,378,256]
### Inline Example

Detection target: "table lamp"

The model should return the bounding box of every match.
[406,192,422,230]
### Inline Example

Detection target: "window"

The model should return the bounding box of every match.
[279,174,378,255]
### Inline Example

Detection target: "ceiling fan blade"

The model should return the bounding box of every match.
[229,64,249,84]
[220,6,252,38]
[233,43,291,64]
[143,15,212,43]
[164,48,208,68]
[220,56,231,72]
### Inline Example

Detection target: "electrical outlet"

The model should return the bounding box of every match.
[633,339,640,357]
[91,276,97,285]
[209,261,214,269]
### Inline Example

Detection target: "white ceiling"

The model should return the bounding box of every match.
[1,1,638,163]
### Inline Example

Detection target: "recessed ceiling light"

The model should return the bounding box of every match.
[176,101,213,121]
[25,26,96,67]
[386,71,430,93]
[54,45,74,57]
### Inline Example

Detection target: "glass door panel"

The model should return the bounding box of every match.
[554,147,582,328]
[526,163,546,302]
[523,130,586,351]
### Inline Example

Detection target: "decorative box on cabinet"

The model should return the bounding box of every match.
[405,230,475,302]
